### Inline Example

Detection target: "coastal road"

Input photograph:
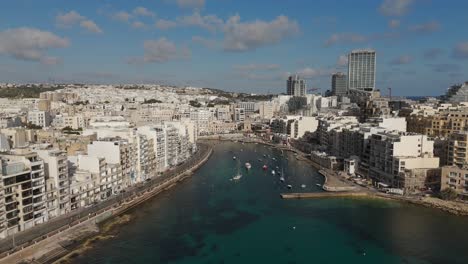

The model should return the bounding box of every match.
[0,144,211,257]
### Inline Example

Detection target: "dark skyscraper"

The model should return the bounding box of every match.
[331,72,348,96]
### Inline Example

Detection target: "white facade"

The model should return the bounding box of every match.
[27,110,51,127]
[348,49,376,92]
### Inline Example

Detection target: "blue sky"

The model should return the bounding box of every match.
[0,0,467,96]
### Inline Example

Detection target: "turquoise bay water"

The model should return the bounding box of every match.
[73,142,468,264]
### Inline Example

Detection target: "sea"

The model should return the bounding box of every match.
[71,141,468,264]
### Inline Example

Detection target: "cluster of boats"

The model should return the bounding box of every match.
[231,155,311,190]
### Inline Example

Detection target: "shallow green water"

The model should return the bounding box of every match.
[72,142,468,264]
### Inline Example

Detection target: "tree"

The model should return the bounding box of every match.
[25,122,42,129]
[439,188,458,201]
[189,100,202,108]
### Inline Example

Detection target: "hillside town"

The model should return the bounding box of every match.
[0,49,467,248]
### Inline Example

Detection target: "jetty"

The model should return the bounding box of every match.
[280,192,369,199]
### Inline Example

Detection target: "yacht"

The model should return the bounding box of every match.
[233,160,242,181]
[301,184,306,188]
[271,170,276,175]
[245,163,252,170]
[262,165,268,170]
[280,177,285,182]
[233,156,236,160]
[287,185,292,189]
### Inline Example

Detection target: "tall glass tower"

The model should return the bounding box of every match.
[347,49,376,92]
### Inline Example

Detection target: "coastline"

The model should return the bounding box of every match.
[203,136,468,217]
[0,144,213,264]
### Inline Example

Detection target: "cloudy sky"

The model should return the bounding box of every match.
[0,0,467,96]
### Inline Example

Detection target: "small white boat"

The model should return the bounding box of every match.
[280,177,285,182]
[287,185,292,189]
[233,156,236,160]
[245,163,252,169]
[316,183,322,187]
[232,174,242,181]
[271,170,276,175]
[258,158,262,162]
[301,184,306,188]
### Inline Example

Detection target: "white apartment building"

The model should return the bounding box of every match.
[0,152,47,238]
[52,114,85,130]
[215,106,232,121]
[190,109,213,135]
[368,131,439,192]
[234,108,245,122]
[27,110,51,128]
[87,139,136,186]
[257,102,274,119]
[238,102,256,114]
[35,149,70,218]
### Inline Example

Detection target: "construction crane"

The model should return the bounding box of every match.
[388,87,392,100]
[307,87,321,93]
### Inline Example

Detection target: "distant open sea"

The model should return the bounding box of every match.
[71,142,468,264]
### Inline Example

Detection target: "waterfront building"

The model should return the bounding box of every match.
[234,108,245,122]
[215,106,231,121]
[35,149,70,218]
[446,132,468,167]
[331,72,348,96]
[347,49,376,92]
[0,151,47,238]
[368,131,439,193]
[287,75,306,96]
[87,139,137,186]
[270,116,319,139]
[440,165,468,198]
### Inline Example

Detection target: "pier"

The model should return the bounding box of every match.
[280,192,369,199]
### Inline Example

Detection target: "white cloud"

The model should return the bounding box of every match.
[128,37,191,64]
[56,11,85,28]
[223,15,299,52]
[80,20,103,34]
[390,55,412,65]
[132,21,146,29]
[155,19,178,30]
[178,12,224,32]
[389,19,400,28]
[324,33,367,47]
[113,11,132,22]
[337,55,348,66]
[176,0,205,9]
[191,36,219,49]
[408,21,441,33]
[0,27,69,64]
[41,56,62,65]
[296,67,331,78]
[379,0,414,16]
[233,64,280,71]
[453,42,468,59]
[133,7,155,17]
[56,11,102,34]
